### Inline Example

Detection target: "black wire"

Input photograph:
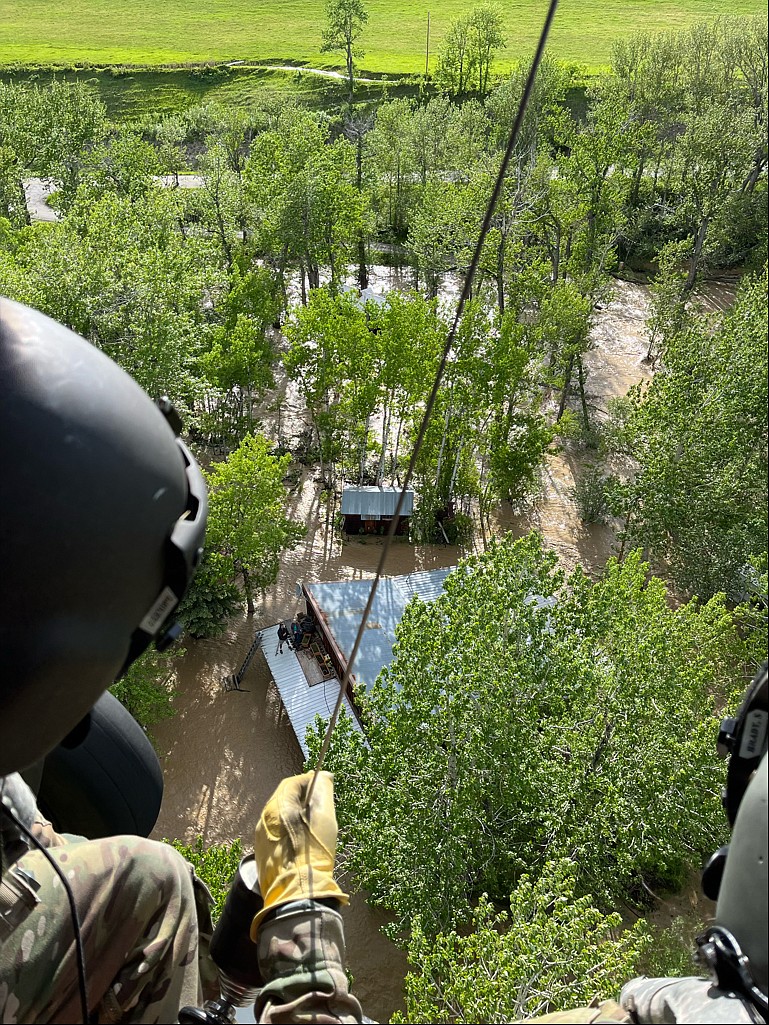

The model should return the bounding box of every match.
[0,803,93,1024]
[306,0,561,802]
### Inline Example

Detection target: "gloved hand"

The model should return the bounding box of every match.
[250,770,349,937]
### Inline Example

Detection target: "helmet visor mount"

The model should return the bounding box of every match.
[121,434,208,675]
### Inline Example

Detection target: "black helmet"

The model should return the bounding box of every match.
[0,298,207,774]
[699,663,768,1021]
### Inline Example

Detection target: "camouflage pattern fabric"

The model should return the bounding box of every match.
[1,773,217,1024]
[254,900,363,1024]
[514,997,631,1022]
[517,976,758,1024]
[620,976,758,1023]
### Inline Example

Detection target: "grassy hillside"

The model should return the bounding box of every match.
[1,0,764,73]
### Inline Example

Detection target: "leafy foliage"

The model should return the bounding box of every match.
[311,533,751,937]
[610,268,768,601]
[167,836,244,922]
[180,435,304,636]
[177,552,243,638]
[110,646,181,730]
[394,861,651,1023]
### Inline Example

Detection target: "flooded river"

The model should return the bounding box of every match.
[151,276,734,1022]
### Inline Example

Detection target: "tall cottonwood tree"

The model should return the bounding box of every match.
[202,435,305,616]
[321,0,369,105]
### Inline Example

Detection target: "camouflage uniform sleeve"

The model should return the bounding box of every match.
[620,976,757,1024]
[0,772,68,868]
[254,900,364,1024]
[513,997,631,1023]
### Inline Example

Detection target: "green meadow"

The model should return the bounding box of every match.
[1,0,765,73]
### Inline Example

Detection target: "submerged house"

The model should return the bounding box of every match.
[260,567,452,757]
[340,485,414,537]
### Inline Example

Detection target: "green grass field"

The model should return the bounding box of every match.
[0,64,414,120]
[1,0,765,73]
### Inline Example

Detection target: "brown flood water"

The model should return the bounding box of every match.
[152,277,734,1022]
[152,486,459,1021]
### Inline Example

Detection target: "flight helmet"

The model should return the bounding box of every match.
[699,663,768,1021]
[0,298,207,774]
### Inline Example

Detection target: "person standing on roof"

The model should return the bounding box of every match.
[276,621,290,654]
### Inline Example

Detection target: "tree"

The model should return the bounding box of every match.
[435,5,506,97]
[204,435,305,615]
[0,188,223,411]
[0,80,107,214]
[199,266,280,446]
[435,13,475,98]
[167,837,244,921]
[310,533,752,938]
[365,99,416,239]
[284,289,373,483]
[177,552,243,639]
[246,110,368,300]
[468,5,506,96]
[395,861,650,1023]
[110,646,181,730]
[321,0,369,105]
[608,268,768,602]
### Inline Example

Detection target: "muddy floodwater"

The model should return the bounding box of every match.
[151,277,733,1022]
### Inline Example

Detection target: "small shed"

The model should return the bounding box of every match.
[340,485,414,537]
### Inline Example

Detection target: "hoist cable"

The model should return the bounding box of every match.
[306,0,560,805]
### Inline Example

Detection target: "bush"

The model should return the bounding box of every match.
[110,646,180,729]
[177,551,243,638]
[167,836,244,921]
[572,463,611,524]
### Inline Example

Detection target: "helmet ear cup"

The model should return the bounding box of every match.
[705,754,769,1008]
[0,298,208,774]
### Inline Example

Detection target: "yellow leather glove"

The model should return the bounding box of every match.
[250,770,349,938]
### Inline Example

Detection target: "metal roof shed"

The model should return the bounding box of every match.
[340,486,414,537]
[341,486,414,518]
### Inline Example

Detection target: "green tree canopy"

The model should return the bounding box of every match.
[204,434,305,615]
[610,267,769,602]
[311,533,752,937]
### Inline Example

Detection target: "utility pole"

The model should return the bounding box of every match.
[425,12,430,79]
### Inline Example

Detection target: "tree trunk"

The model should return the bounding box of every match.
[434,405,452,493]
[392,413,404,481]
[315,421,326,488]
[377,394,392,485]
[242,565,255,616]
[630,150,646,207]
[557,355,575,422]
[358,414,370,485]
[685,214,709,292]
[346,42,355,108]
[299,263,307,306]
[496,232,505,315]
[741,154,766,194]
[551,223,561,283]
[577,356,590,430]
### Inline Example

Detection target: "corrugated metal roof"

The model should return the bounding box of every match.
[340,486,414,518]
[305,567,453,693]
[260,625,364,759]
